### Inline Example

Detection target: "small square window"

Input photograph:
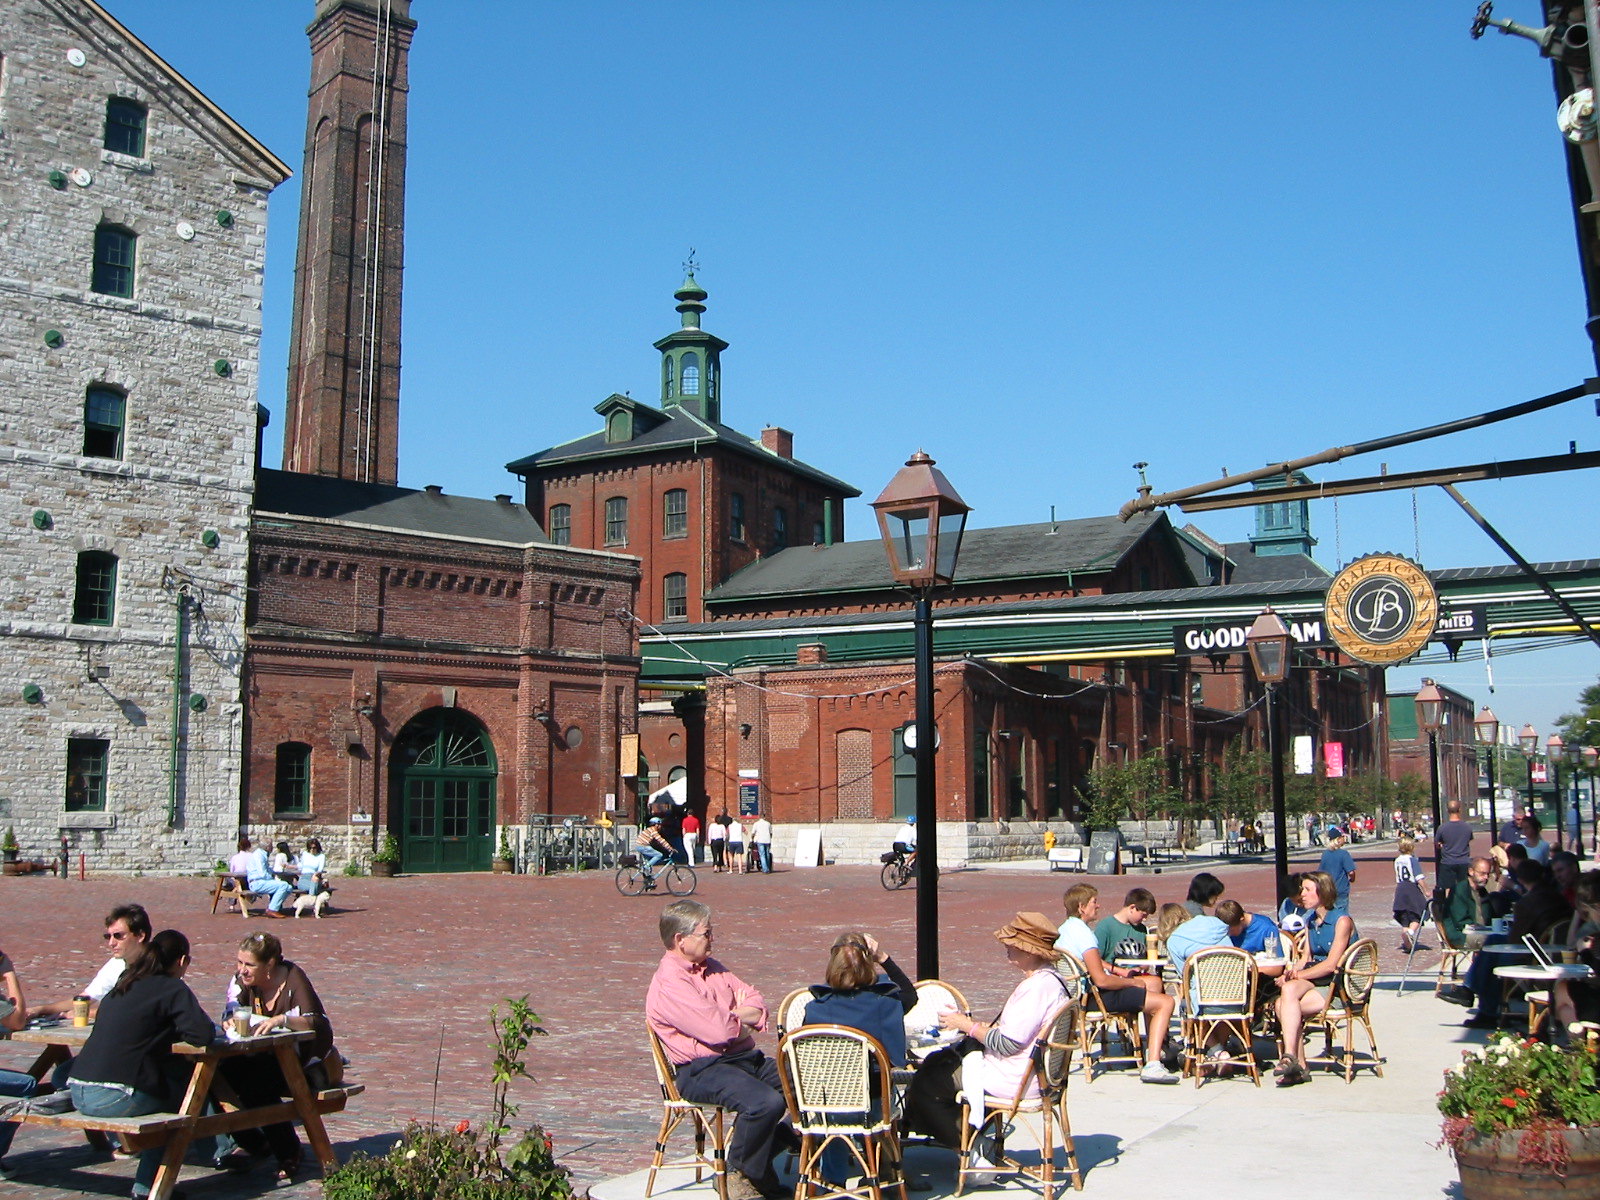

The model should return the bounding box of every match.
[84,386,125,459]
[66,738,109,811]
[103,97,147,157]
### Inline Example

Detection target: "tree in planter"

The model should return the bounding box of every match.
[1211,742,1268,831]
[1125,751,1181,850]
[1080,759,1133,835]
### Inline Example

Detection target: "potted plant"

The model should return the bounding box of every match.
[1439,1032,1600,1196]
[371,832,401,877]
[492,829,516,874]
[2,828,18,865]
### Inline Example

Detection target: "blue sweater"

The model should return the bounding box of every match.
[802,983,908,1066]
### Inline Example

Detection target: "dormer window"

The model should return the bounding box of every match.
[681,352,700,396]
[607,410,631,443]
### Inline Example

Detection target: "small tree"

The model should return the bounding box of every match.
[1211,742,1268,828]
[1081,759,1132,834]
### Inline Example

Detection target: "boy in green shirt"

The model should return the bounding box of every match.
[1095,887,1157,964]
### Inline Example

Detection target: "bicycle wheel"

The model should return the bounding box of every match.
[615,866,647,897]
[881,860,909,891]
[664,865,698,896]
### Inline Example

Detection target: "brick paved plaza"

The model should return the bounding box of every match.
[0,834,1459,1198]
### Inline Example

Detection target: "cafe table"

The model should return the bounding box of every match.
[11,1024,344,1200]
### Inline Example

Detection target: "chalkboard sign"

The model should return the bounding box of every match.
[1087,830,1121,875]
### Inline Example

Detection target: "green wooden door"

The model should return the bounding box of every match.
[392,709,496,873]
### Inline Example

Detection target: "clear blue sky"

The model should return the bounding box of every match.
[106,0,1599,744]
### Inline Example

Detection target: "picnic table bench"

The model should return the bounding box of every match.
[208,871,315,917]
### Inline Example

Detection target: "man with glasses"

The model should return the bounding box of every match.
[32,903,151,1021]
[646,900,792,1200]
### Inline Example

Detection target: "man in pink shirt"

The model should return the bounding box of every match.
[646,900,790,1200]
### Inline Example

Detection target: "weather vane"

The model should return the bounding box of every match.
[683,248,700,276]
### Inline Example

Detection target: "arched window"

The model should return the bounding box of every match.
[605,496,628,545]
[772,507,788,551]
[663,489,688,538]
[664,356,675,400]
[83,386,126,459]
[681,352,700,396]
[547,503,571,545]
[663,572,688,619]
[103,97,147,157]
[606,411,631,443]
[92,224,136,297]
[275,742,312,813]
[73,550,117,625]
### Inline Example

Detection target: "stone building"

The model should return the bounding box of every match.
[0,0,290,868]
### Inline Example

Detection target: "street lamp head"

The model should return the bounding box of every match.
[1473,706,1499,746]
[1519,723,1539,754]
[1414,679,1445,734]
[1244,607,1292,685]
[1585,746,1599,767]
[1548,733,1566,758]
[1565,739,1584,765]
[871,450,970,590]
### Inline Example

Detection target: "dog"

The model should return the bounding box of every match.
[292,891,330,918]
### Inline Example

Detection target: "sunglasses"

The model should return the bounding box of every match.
[102,930,132,942]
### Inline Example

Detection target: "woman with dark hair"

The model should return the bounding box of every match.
[1272,871,1356,1087]
[1184,872,1224,917]
[296,838,329,897]
[219,932,334,1181]
[68,930,217,1200]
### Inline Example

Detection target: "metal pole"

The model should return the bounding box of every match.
[1267,685,1289,907]
[1484,746,1497,858]
[913,594,940,981]
[1427,731,1442,877]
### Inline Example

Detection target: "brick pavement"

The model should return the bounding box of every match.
[0,830,1475,1198]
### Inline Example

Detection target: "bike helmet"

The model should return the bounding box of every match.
[905,814,916,824]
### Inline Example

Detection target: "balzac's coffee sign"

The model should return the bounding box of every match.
[1174,615,1331,656]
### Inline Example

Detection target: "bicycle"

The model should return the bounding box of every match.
[615,854,698,897]
[880,848,917,890]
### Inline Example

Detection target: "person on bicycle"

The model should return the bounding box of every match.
[892,814,917,867]
[637,818,674,888]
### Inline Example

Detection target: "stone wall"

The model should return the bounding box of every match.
[0,0,288,871]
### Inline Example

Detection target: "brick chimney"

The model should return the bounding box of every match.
[761,426,794,459]
[796,643,828,665]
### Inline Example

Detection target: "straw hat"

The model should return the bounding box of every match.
[994,911,1063,962]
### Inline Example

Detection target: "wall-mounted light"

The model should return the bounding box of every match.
[357,703,375,718]
[738,722,752,738]
[534,710,554,726]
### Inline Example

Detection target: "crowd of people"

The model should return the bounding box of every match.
[0,903,335,1196]
[225,837,331,918]
[638,803,776,878]
[644,863,1363,1199]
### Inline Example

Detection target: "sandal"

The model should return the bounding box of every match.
[1276,1061,1309,1087]
[275,1149,302,1182]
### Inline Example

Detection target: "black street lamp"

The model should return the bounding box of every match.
[1245,607,1292,906]
[1564,736,1584,855]
[1587,746,1600,858]
[1414,679,1445,877]
[1549,734,1571,852]
[872,450,969,981]
[1474,706,1499,848]
[1519,723,1539,825]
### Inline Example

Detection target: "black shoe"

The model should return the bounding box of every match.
[1439,987,1474,1008]
[1463,1014,1499,1030]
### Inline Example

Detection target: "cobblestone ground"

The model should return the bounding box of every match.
[0,832,1454,1198]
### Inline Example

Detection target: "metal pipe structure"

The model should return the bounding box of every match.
[166,591,188,827]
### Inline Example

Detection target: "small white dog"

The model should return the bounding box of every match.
[292,891,330,918]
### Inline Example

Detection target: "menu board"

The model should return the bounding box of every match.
[1087,830,1122,875]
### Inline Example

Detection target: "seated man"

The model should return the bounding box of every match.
[32,902,151,1021]
[1094,887,1155,965]
[0,941,33,1175]
[1217,898,1279,955]
[636,818,674,884]
[1054,883,1179,1083]
[646,900,791,1200]
[1442,857,1494,952]
[240,838,292,918]
[1446,859,1574,1028]
[1165,907,1232,971]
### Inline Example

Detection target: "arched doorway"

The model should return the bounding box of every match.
[390,708,497,872]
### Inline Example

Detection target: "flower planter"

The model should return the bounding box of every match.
[491,857,514,874]
[1454,1127,1600,1198]
[371,861,398,878]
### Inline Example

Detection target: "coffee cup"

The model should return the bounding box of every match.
[71,996,90,1028]
[230,1011,254,1038]
[1563,950,1580,965]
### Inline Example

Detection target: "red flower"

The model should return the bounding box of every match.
[1501,1097,1519,1108]
[456,1119,471,1135]
[1514,1088,1529,1098]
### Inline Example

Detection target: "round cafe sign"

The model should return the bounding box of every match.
[1324,552,1438,665]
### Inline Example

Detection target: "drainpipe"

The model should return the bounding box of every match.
[167,590,188,826]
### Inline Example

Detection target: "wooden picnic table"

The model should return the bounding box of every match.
[11,1024,360,1200]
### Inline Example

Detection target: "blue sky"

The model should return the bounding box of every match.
[105,1,1599,744]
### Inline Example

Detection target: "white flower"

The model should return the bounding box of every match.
[405,1149,418,1160]
[1496,1056,1511,1066]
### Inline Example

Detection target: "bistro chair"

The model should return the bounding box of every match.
[903,980,969,1040]
[1430,905,1471,998]
[1056,952,1141,1081]
[955,1000,1083,1198]
[777,987,815,1038]
[1307,938,1384,1082]
[1178,947,1260,1087]
[644,1024,730,1200]
[777,1025,906,1200]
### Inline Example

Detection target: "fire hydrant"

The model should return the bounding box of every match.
[1043,829,1057,852]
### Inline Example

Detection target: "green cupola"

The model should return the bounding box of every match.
[655,272,728,423]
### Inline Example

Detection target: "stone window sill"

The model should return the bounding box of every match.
[273,811,313,822]
[60,811,115,830]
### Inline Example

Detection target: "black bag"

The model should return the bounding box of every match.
[900,1038,980,1149]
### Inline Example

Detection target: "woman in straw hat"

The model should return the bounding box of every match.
[902,912,1069,1154]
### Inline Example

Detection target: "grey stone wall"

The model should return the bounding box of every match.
[0,0,287,871]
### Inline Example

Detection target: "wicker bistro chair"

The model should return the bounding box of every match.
[645,1024,730,1200]
[777,1025,907,1200]
[778,987,815,1038]
[1056,953,1141,1081]
[1306,938,1384,1082]
[955,1000,1083,1198]
[1432,909,1472,998]
[903,980,969,1036]
[1179,947,1260,1087]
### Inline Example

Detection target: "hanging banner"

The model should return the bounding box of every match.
[1323,742,1345,778]
[1293,735,1315,776]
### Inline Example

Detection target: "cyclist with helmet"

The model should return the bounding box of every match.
[636,818,674,889]
[891,814,917,868]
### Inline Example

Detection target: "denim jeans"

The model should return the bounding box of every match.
[70,1081,166,1194]
[639,847,670,877]
[0,1068,36,1158]
[247,876,293,912]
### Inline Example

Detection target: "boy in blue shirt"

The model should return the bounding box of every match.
[1217,899,1279,954]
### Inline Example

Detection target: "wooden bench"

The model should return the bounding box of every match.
[15,1084,364,1152]
[208,873,263,917]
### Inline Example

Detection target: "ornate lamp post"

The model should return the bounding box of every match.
[1414,680,1446,877]
[1564,737,1584,855]
[872,450,969,980]
[1520,723,1539,825]
[1549,734,1570,852]
[1587,745,1600,859]
[1245,607,1292,905]
[1474,706,1500,848]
